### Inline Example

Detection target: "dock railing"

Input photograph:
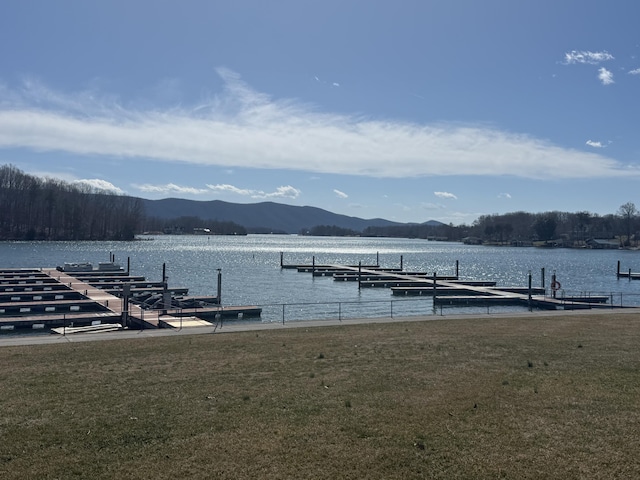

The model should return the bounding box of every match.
[250,290,640,325]
[112,290,640,331]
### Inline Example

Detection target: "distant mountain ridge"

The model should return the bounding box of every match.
[141,198,443,234]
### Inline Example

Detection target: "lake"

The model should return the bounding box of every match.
[1,235,639,322]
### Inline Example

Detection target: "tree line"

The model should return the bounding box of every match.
[354,205,639,247]
[0,165,143,240]
[2,163,638,245]
[0,165,248,240]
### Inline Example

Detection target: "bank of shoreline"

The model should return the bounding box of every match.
[2,306,639,347]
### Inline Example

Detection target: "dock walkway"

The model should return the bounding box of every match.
[285,262,614,310]
[0,266,262,332]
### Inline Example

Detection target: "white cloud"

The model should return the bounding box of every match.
[333,189,348,198]
[261,185,301,199]
[434,191,457,200]
[132,183,209,195]
[0,68,636,181]
[598,67,614,85]
[206,184,254,196]
[629,68,640,75]
[563,50,614,65]
[498,193,512,199]
[586,140,605,148]
[206,183,301,199]
[74,178,124,194]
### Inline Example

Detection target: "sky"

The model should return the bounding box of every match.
[1,0,640,226]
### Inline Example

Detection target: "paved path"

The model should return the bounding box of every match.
[2,307,639,347]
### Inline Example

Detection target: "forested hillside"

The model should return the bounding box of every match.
[0,165,142,240]
[1,164,637,245]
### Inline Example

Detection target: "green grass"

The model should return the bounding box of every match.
[2,313,640,479]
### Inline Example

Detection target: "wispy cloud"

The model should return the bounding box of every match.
[434,191,457,200]
[0,68,635,180]
[132,183,209,195]
[563,50,614,65]
[629,68,640,75]
[420,202,446,210]
[598,67,614,85]
[74,178,124,194]
[586,139,605,148]
[498,192,512,199]
[206,183,301,199]
[333,189,348,198]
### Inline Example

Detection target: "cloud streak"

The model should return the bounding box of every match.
[0,68,635,180]
[434,191,457,200]
[333,189,348,199]
[563,50,614,65]
[206,183,301,199]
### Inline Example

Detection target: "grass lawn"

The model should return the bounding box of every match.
[1,312,640,479]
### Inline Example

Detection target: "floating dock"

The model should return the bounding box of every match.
[282,256,614,311]
[0,264,261,332]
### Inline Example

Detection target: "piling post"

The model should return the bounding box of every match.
[433,271,437,296]
[217,269,222,305]
[312,256,315,275]
[455,260,459,278]
[127,257,130,275]
[376,251,379,267]
[617,260,620,278]
[541,267,545,289]
[358,261,362,290]
[528,270,533,311]
[433,271,437,313]
[280,252,284,268]
[400,255,403,271]
[551,271,556,299]
[162,263,168,315]
[122,283,131,328]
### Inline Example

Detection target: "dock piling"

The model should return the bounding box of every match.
[528,271,533,310]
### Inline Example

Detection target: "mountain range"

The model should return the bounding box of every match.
[141,198,444,234]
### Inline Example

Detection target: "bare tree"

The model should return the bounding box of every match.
[618,202,637,247]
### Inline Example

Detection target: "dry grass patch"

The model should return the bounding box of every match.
[1,313,640,479]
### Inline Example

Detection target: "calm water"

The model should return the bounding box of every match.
[1,235,639,322]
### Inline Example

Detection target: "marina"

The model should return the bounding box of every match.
[282,257,617,311]
[1,235,640,330]
[0,262,262,333]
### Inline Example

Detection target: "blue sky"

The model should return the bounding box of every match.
[1,1,640,225]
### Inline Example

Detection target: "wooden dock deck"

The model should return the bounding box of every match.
[0,266,261,331]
